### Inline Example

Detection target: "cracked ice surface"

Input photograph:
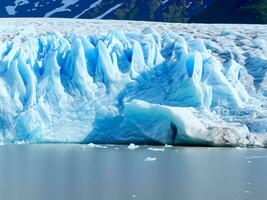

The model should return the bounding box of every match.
[0,19,266,146]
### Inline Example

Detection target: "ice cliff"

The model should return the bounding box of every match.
[0,26,266,146]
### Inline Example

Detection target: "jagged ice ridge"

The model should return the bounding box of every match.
[0,24,267,146]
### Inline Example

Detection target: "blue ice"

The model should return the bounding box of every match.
[0,28,266,146]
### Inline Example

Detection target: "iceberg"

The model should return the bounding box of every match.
[0,24,266,146]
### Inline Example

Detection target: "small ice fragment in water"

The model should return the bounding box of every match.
[14,140,26,145]
[87,143,108,148]
[148,147,165,152]
[132,194,136,198]
[247,160,252,163]
[96,145,108,149]
[164,144,173,148]
[87,143,97,148]
[128,143,139,150]
[244,190,250,194]
[144,157,157,161]
[245,155,267,160]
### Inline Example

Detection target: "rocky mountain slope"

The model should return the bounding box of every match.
[1,0,266,23]
[191,0,267,24]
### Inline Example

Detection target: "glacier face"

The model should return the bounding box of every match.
[0,20,267,146]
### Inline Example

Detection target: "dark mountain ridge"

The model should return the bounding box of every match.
[0,0,266,24]
[191,0,267,24]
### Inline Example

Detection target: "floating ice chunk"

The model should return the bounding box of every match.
[148,147,165,152]
[87,143,98,148]
[14,140,26,145]
[128,143,139,150]
[235,147,245,150]
[244,190,250,194]
[164,144,173,148]
[245,155,267,160]
[87,143,108,148]
[144,157,157,162]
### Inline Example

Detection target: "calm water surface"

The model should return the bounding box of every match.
[0,144,266,200]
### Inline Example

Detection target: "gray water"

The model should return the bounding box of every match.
[0,144,266,200]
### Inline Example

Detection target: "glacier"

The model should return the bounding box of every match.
[0,20,267,146]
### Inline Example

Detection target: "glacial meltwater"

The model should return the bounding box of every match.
[0,144,266,200]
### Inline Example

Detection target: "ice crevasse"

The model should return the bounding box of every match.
[0,28,266,146]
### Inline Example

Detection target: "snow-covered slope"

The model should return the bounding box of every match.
[0,19,267,146]
[1,0,214,21]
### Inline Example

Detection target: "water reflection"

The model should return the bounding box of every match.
[0,145,266,200]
